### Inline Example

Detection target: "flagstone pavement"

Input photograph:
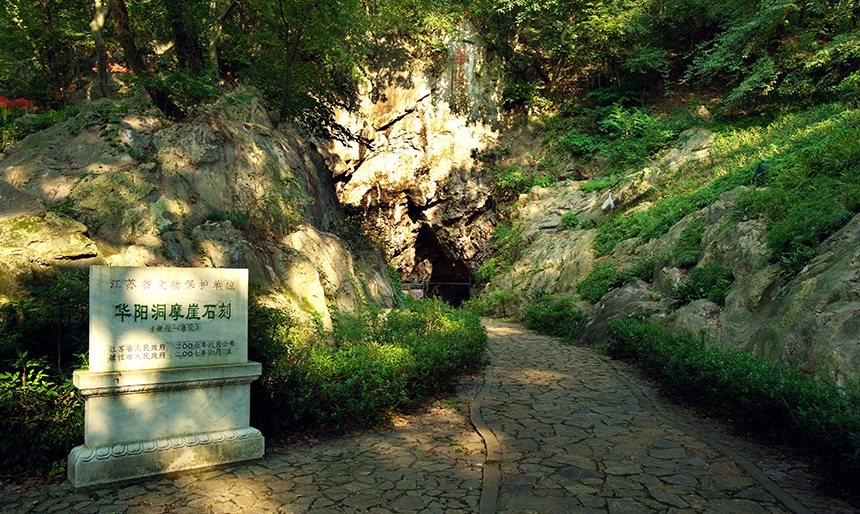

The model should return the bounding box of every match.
[1,319,855,513]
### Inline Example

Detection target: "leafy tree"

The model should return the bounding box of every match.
[683,0,860,106]
[217,0,370,137]
[108,0,185,118]
[1,0,91,106]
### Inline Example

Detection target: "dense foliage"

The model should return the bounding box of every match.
[591,103,860,270]
[0,0,461,138]
[0,276,486,471]
[0,271,88,474]
[249,297,487,434]
[522,291,584,344]
[605,317,860,496]
[4,0,857,136]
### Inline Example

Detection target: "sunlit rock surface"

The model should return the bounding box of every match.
[0,89,395,321]
[324,22,502,296]
[483,129,860,382]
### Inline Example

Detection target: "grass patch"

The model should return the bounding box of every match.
[672,264,734,308]
[593,103,860,267]
[670,220,704,268]
[575,258,655,303]
[605,318,860,497]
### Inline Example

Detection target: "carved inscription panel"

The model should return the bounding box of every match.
[89,266,248,372]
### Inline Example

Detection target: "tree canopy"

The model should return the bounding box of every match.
[0,0,857,127]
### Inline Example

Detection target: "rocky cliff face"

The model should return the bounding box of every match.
[0,88,395,326]
[323,22,502,302]
[484,128,860,384]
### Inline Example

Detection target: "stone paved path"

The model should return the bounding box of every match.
[0,380,485,514]
[475,320,855,514]
[1,319,856,513]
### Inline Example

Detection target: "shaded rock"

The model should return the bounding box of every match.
[0,212,99,299]
[0,179,41,216]
[663,299,723,337]
[287,225,396,315]
[747,213,860,384]
[0,88,396,321]
[578,281,667,346]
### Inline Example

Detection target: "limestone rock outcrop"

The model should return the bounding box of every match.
[483,128,860,383]
[0,89,395,323]
[324,23,502,298]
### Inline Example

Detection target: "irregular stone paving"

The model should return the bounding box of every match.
[478,319,856,514]
[2,319,857,513]
[0,379,484,514]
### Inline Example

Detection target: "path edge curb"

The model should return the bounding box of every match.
[470,361,501,514]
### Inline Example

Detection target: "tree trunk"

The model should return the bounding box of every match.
[90,0,112,99]
[278,0,319,123]
[164,0,204,73]
[37,0,62,107]
[108,0,185,119]
[548,20,573,94]
[208,0,237,75]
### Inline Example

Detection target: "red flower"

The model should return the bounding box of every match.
[13,98,35,110]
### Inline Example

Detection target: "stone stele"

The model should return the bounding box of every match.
[68,266,264,487]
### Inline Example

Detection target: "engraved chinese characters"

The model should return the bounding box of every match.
[89,266,248,372]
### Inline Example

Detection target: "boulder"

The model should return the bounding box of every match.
[0,88,396,322]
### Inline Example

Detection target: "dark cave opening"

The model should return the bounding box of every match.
[409,225,473,307]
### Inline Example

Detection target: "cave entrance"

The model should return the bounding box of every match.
[426,281,472,307]
[408,225,473,307]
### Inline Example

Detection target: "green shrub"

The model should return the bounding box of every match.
[561,211,579,230]
[493,164,531,198]
[672,264,734,307]
[0,352,83,473]
[251,298,487,434]
[461,290,522,318]
[779,244,816,281]
[595,104,676,169]
[579,177,614,193]
[574,259,655,305]
[474,257,500,285]
[576,263,617,303]
[605,318,860,495]
[473,221,529,286]
[671,220,704,268]
[1,105,81,150]
[523,292,584,343]
[0,270,88,374]
[553,131,599,157]
[615,258,656,285]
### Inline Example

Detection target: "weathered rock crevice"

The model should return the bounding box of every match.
[324,23,503,300]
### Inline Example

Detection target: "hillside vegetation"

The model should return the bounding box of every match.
[0,0,858,492]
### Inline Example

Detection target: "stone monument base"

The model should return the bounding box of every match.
[68,427,264,487]
[68,362,264,488]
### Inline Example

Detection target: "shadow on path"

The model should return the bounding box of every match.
[473,319,856,514]
[2,319,856,513]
